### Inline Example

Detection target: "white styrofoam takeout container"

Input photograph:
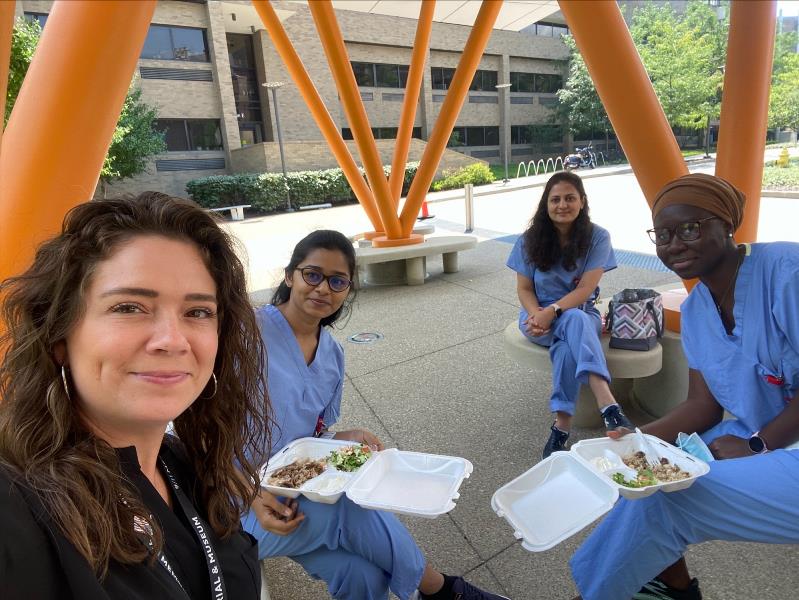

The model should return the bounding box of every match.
[491,433,710,551]
[260,437,362,504]
[260,438,472,517]
[346,448,473,518]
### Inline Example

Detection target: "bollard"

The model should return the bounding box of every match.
[464,183,474,233]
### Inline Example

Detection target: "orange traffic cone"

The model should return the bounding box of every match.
[417,199,434,220]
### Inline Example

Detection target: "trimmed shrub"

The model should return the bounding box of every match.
[430,162,495,192]
[186,162,420,213]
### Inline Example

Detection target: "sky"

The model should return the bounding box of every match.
[777,1,799,17]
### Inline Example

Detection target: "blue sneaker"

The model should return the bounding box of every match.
[633,577,702,599]
[542,423,570,459]
[602,404,634,439]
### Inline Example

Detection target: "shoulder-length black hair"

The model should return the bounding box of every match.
[523,171,593,272]
[271,230,357,328]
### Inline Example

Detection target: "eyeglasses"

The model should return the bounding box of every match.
[647,216,719,246]
[295,267,352,292]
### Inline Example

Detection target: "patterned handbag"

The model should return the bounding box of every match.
[606,289,663,351]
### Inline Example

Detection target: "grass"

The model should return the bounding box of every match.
[762,156,799,190]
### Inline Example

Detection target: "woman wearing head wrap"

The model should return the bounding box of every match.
[569,173,799,600]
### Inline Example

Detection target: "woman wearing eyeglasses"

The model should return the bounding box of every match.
[570,173,799,600]
[241,230,508,600]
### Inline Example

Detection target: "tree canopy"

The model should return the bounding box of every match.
[5,17,165,186]
[769,30,799,132]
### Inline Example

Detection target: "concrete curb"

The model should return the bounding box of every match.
[423,157,717,204]
[762,189,799,199]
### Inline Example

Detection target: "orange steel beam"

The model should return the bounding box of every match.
[0,0,14,154]
[558,0,687,205]
[399,0,502,236]
[0,0,155,284]
[388,0,435,206]
[251,0,383,232]
[308,1,403,240]
[715,0,776,243]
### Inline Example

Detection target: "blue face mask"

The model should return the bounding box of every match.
[676,432,715,462]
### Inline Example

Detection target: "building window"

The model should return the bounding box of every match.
[447,126,499,147]
[154,119,223,151]
[535,73,563,93]
[431,67,455,90]
[469,69,498,92]
[511,125,532,145]
[341,127,422,140]
[433,67,499,91]
[522,21,569,38]
[142,25,209,62]
[351,62,409,89]
[510,72,535,93]
[23,12,48,28]
[512,124,562,145]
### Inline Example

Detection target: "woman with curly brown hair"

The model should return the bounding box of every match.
[0,193,270,599]
[506,171,634,459]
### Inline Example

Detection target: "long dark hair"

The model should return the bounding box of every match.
[271,230,356,328]
[523,171,593,271]
[0,192,270,575]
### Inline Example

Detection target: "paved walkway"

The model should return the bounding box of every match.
[228,153,799,599]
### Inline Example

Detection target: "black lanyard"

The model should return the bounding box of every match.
[158,457,228,600]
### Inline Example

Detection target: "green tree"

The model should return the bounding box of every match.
[769,31,799,133]
[6,17,165,192]
[556,35,612,146]
[629,2,726,134]
[5,17,40,125]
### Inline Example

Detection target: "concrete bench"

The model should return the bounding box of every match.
[355,235,477,286]
[503,320,663,427]
[207,204,251,221]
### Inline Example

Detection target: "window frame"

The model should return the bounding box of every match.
[141,24,210,63]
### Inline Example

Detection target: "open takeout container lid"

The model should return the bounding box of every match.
[346,448,473,518]
[260,438,472,517]
[491,433,710,551]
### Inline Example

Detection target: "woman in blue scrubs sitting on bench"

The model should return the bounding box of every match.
[241,230,508,600]
[507,171,634,459]
[571,173,799,600]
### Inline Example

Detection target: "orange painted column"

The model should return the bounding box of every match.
[251,0,383,233]
[399,0,502,236]
[715,0,776,244]
[0,1,15,153]
[308,1,403,240]
[0,1,156,284]
[388,0,435,206]
[558,0,687,205]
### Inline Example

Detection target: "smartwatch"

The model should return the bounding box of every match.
[550,303,563,319]
[748,432,769,454]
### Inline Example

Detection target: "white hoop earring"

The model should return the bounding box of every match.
[202,373,218,399]
[61,365,72,401]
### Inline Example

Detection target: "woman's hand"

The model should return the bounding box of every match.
[251,489,304,535]
[531,306,556,333]
[333,429,385,451]
[708,434,752,460]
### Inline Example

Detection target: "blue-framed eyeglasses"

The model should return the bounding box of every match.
[295,267,352,292]
[647,216,719,246]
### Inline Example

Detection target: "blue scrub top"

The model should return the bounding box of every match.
[257,304,344,456]
[506,224,617,323]
[681,243,799,434]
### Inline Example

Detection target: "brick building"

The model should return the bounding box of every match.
[16,0,569,197]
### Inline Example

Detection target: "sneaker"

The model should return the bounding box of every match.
[633,577,703,600]
[602,404,634,439]
[451,576,511,600]
[542,423,570,459]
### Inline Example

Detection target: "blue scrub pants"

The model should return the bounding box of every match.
[523,308,610,415]
[570,436,799,600]
[242,496,425,600]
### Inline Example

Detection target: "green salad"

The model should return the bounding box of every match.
[329,444,372,472]
[612,470,658,488]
